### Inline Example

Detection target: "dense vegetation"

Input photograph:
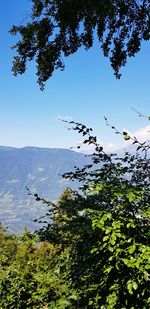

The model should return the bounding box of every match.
[0,118,150,308]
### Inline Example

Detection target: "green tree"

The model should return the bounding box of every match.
[36,119,150,308]
[10,0,150,88]
[0,227,66,308]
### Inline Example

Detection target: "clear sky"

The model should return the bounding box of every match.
[1,0,150,152]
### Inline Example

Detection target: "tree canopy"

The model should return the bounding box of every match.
[10,0,150,88]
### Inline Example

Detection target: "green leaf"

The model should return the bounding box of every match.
[110,239,116,245]
[103,235,109,242]
[128,244,136,254]
[132,282,138,290]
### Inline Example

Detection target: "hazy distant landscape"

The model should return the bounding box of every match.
[0,146,87,233]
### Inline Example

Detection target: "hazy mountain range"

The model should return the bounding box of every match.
[0,146,88,233]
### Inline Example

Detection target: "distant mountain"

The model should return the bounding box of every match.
[0,146,88,233]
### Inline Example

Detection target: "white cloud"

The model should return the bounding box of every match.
[122,125,150,147]
[74,139,120,154]
[75,140,97,154]
[131,125,150,142]
[76,139,104,154]
[105,143,120,152]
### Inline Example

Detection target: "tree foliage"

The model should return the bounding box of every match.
[35,117,150,308]
[10,0,150,88]
[0,227,68,308]
[0,116,150,308]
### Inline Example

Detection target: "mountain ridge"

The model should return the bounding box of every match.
[0,146,88,233]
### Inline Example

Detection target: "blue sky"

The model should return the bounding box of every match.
[0,0,150,151]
